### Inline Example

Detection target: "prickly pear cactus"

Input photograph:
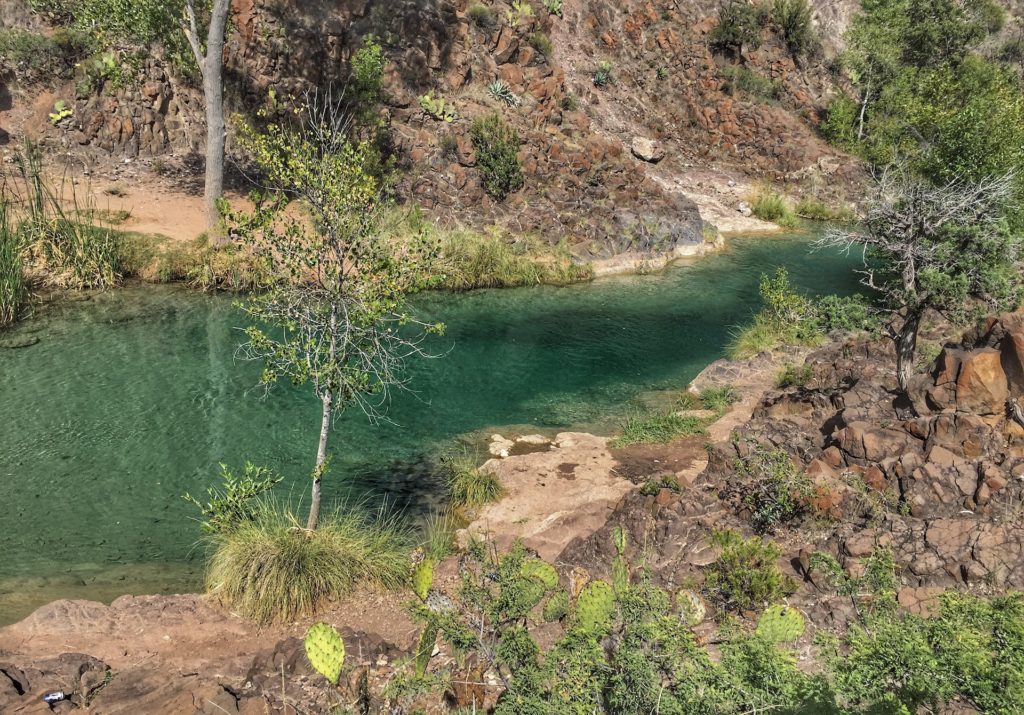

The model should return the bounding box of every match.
[415,621,439,677]
[611,555,629,595]
[756,605,805,643]
[613,526,627,556]
[575,580,615,635]
[677,590,707,626]
[521,558,559,589]
[304,623,345,685]
[413,558,435,602]
[543,591,570,622]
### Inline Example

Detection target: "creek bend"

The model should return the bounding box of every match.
[0,234,862,624]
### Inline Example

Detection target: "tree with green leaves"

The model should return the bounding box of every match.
[820,166,1021,393]
[229,91,442,531]
[30,0,232,236]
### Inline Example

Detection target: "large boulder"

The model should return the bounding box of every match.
[955,348,1008,414]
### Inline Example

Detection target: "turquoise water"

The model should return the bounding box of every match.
[0,235,862,623]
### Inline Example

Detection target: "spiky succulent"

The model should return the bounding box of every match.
[487,80,521,107]
[756,604,805,643]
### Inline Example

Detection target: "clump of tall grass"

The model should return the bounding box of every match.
[205,498,413,624]
[728,267,826,359]
[421,507,466,561]
[749,183,798,228]
[0,200,27,328]
[436,228,592,290]
[444,454,504,509]
[793,197,854,222]
[610,410,710,448]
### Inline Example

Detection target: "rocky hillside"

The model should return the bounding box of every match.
[0,0,867,257]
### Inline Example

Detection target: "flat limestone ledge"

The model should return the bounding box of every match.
[460,432,630,562]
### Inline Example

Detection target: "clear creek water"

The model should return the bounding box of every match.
[0,234,863,624]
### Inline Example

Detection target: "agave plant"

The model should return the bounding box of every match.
[487,79,521,107]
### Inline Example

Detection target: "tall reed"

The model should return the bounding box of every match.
[0,200,26,328]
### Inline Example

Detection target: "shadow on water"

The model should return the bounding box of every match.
[0,233,864,623]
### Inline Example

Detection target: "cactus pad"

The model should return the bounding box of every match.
[543,591,570,622]
[304,623,345,685]
[521,559,559,589]
[756,605,805,643]
[612,556,629,595]
[613,526,627,556]
[575,580,615,635]
[413,559,435,602]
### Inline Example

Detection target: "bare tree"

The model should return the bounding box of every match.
[229,91,441,531]
[181,0,231,238]
[819,165,1020,393]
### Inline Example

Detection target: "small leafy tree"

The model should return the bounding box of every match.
[711,0,764,55]
[230,92,442,530]
[820,165,1022,393]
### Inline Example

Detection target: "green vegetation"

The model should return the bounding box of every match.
[720,65,781,102]
[697,384,740,411]
[543,0,563,17]
[703,529,795,611]
[421,509,462,561]
[467,3,496,28]
[229,95,442,531]
[444,455,504,509]
[487,79,521,107]
[611,411,710,448]
[793,196,854,222]
[418,91,459,122]
[304,622,346,685]
[749,185,798,227]
[0,27,93,84]
[0,202,27,329]
[772,0,817,56]
[183,462,282,535]
[470,113,524,200]
[734,446,814,533]
[775,362,813,388]
[711,0,764,54]
[205,499,411,624]
[592,60,614,87]
[728,267,824,358]
[529,32,553,57]
[435,228,592,289]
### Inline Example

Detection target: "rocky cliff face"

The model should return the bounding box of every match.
[1,0,867,254]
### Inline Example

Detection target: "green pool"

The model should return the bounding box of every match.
[0,234,863,624]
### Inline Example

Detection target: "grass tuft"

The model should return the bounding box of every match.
[205,499,412,624]
[421,508,466,561]
[0,201,27,328]
[611,411,710,448]
[445,455,505,509]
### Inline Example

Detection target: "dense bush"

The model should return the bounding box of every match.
[772,0,817,56]
[470,113,524,200]
[0,28,93,84]
[711,0,764,53]
[816,294,880,333]
[720,65,781,102]
[467,3,495,28]
[703,529,795,611]
[734,447,813,532]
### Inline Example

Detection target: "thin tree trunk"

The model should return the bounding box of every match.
[896,309,922,394]
[307,391,332,531]
[203,0,230,243]
[857,82,871,141]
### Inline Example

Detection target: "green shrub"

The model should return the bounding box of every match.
[183,463,282,535]
[445,455,504,508]
[815,294,879,333]
[734,447,813,533]
[0,28,93,84]
[750,187,797,226]
[470,113,524,200]
[592,60,614,87]
[793,197,854,222]
[720,65,781,102]
[729,268,824,359]
[772,0,817,56]
[205,499,412,623]
[700,384,740,411]
[639,474,681,496]
[435,229,591,289]
[711,0,764,53]
[820,94,860,149]
[467,3,496,28]
[704,529,794,612]
[611,411,710,448]
[529,32,553,57]
[974,0,1006,34]
[774,363,813,388]
[543,0,563,17]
